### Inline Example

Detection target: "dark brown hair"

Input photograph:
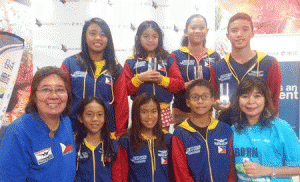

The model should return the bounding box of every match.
[25,66,71,115]
[76,96,116,162]
[181,14,208,47]
[230,77,276,132]
[134,20,169,60]
[185,79,214,99]
[227,12,254,33]
[130,93,166,152]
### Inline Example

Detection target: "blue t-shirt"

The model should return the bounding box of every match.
[232,117,300,181]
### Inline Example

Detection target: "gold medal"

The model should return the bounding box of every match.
[48,122,60,139]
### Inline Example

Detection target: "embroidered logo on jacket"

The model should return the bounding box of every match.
[71,71,86,78]
[218,73,232,81]
[218,146,227,154]
[204,58,215,67]
[79,152,89,159]
[133,61,146,69]
[248,71,264,77]
[185,145,201,155]
[34,147,54,165]
[157,64,166,72]
[214,138,228,146]
[60,143,74,155]
[131,155,147,163]
[158,150,168,157]
[180,60,196,66]
[105,77,112,85]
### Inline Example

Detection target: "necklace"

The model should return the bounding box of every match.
[49,122,60,139]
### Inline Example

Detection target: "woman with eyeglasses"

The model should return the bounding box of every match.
[231,77,300,181]
[172,79,237,182]
[0,66,76,182]
[61,18,122,134]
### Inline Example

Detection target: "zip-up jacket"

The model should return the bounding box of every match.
[113,133,172,182]
[113,56,184,135]
[210,51,281,112]
[0,112,76,182]
[172,118,237,182]
[61,53,122,132]
[171,47,221,112]
[75,139,119,182]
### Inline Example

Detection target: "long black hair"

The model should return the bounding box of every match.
[129,93,166,152]
[230,77,276,132]
[80,18,120,79]
[133,20,169,60]
[181,14,208,47]
[76,96,116,162]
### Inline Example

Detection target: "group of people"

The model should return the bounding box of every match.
[0,11,299,182]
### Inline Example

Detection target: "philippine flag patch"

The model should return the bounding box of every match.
[218,146,226,154]
[161,157,168,164]
[105,77,112,85]
[158,64,166,72]
[60,143,74,155]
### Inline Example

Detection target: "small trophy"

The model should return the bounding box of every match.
[148,57,157,71]
[193,65,203,80]
[220,82,230,107]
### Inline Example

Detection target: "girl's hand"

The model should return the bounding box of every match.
[137,70,161,83]
[244,161,271,178]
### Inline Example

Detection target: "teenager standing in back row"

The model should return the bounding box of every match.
[114,20,184,133]
[171,14,221,124]
[61,18,122,133]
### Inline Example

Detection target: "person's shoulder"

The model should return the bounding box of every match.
[63,53,82,65]
[3,113,34,136]
[256,51,278,62]
[271,117,292,130]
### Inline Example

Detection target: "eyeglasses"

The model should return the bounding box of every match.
[37,87,67,96]
[189,94,211,101]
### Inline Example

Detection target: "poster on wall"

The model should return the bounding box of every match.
[0,32,24,127]
[0,0,33,127]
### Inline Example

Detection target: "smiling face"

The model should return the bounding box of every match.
[35,74,68,120]
[186,86,214,117]
[86,23,108,54]
[140,27,159,56]
[239,88,265,125]
[79,101,105,135]
[227,19,254,50]
[185,17,208,46]
[140,100,159,132]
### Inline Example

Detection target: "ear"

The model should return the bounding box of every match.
[186,99,190,108]
[78,116,83,123]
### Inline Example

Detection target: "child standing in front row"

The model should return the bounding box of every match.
[172,79,237,182]
[114,20,184,133]
[113,93,172,182]
[75,96,119,182]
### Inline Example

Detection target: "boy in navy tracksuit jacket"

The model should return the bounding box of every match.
[172,79,236,182]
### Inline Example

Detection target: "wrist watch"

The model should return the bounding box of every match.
[271,168,277,179]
